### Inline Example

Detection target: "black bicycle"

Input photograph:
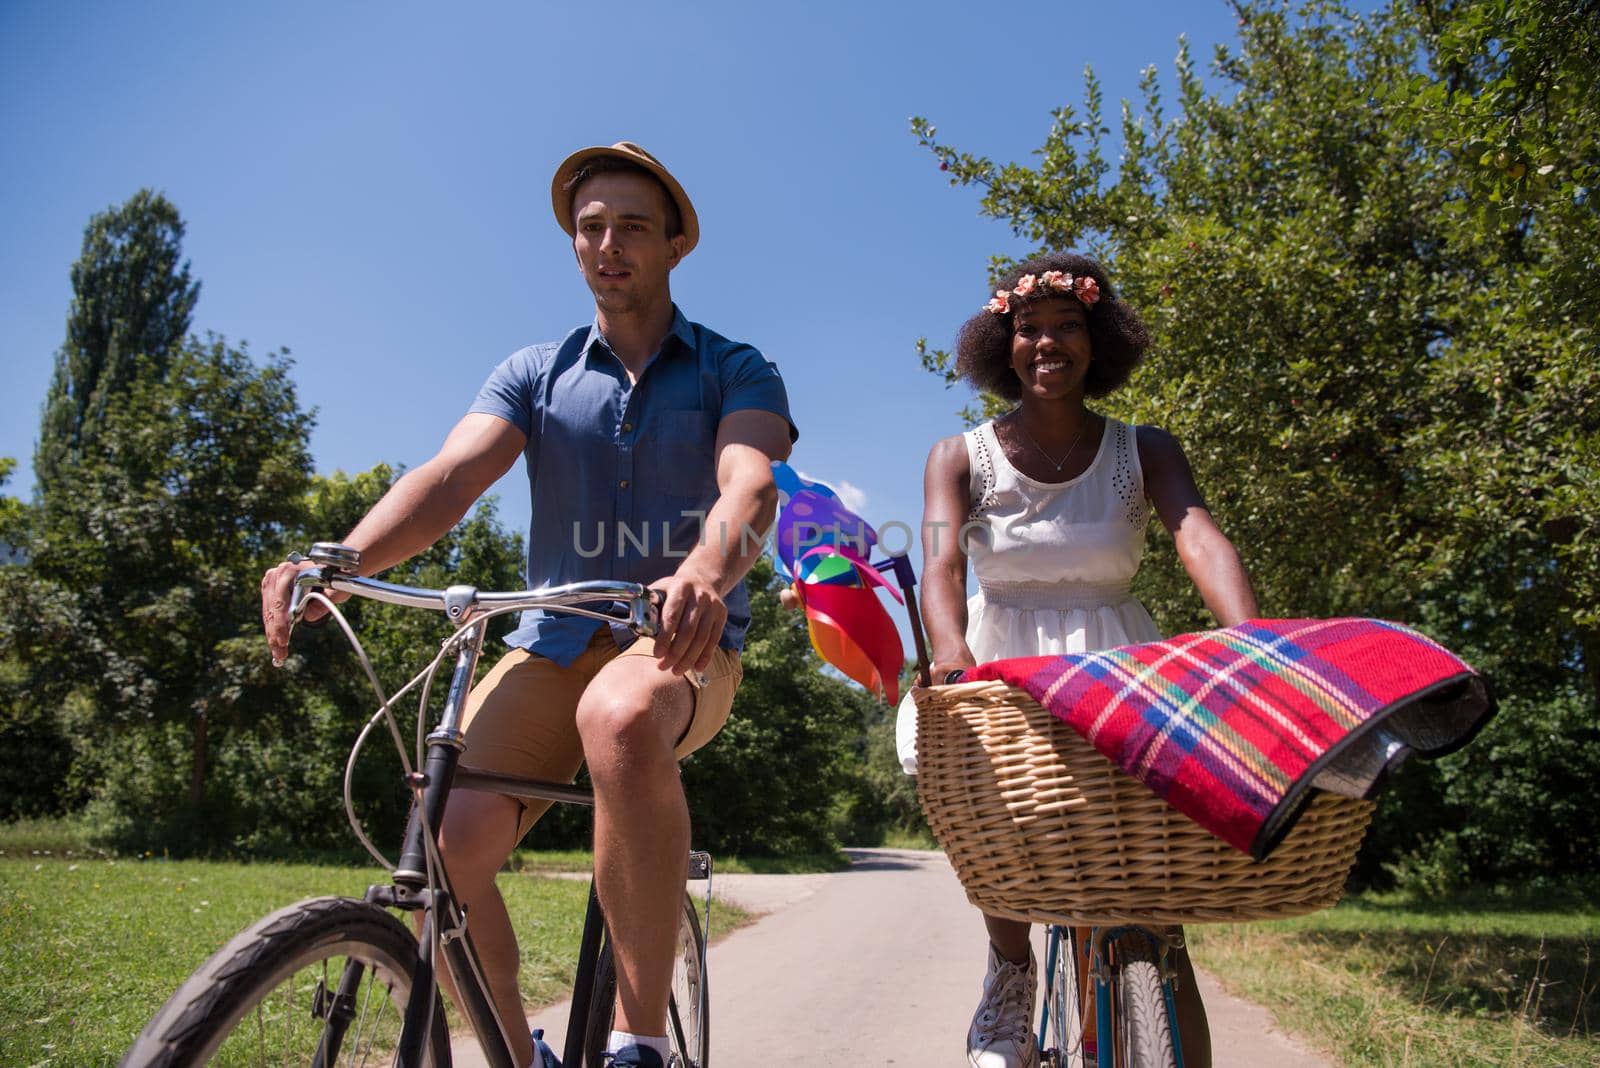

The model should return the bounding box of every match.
[121,543,711,1068]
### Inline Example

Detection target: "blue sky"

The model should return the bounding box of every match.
[2,0,1251,597]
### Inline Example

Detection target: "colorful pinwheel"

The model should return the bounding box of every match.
[772,462,908,703]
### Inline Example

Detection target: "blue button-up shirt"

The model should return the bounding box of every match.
[469,306,797,666]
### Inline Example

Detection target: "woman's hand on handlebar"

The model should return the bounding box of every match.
[929,650,977,687]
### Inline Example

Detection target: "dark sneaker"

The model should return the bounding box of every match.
[531,1027,562,1068]
[603,1045,667,1068]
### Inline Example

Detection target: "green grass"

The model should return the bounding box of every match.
[1188,883,1600,1068]
[0,815,855,876]
[878,826,939,851]
[0,854,752,1068]
[0,816,106,856]
[507,846,851,875]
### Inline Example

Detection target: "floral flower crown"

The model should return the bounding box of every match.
[983,270,1101,315]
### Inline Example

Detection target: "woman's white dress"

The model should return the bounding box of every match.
[898,416,1161,772]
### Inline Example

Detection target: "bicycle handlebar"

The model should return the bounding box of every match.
[286,542,659,638]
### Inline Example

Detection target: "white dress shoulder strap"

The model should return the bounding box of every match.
[962,423,1002,521]
[1105,419,1149,527]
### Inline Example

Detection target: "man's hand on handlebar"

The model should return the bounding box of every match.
[649,566,727,676]
[260,559,345,664]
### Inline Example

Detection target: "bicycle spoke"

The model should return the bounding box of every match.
[667,997,689,1057]
[354,971,396,1068]
[353,965,376,1068]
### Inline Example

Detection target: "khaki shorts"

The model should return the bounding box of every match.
[459,628,742,841]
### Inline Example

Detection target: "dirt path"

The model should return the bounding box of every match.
[452,847,1329,1065]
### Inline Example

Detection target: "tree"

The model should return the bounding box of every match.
[75,454,537,856]
[186,467,529,857]
[912,0,1599,882]
[11,192,201,821]
[0,459,27,556]
[0,460,76,819]
[35,190,199,495]
[60,338,313,830]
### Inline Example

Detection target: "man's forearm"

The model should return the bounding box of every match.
[342,460,483,575]
[679,477,777,595]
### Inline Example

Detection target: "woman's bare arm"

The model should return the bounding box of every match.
[1139,426,1259,627]
[922,434,979,680]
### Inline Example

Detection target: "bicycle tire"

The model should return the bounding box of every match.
[1042,926,1085,1068]
[1113,937,1177,1068]
[121,895,450,1068]
[582,894,708,1067]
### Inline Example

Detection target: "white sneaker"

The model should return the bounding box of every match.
[967,943,1038,1068]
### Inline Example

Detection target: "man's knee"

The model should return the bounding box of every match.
[576,680,689,772]
[577,688,663,753]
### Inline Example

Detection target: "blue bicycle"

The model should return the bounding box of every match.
[936,663,1189,1068]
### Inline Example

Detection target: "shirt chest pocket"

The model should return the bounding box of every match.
[640,409,719,499]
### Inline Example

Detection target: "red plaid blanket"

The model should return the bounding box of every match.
[964,618,1495,859]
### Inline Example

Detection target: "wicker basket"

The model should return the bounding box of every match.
[916,680,1374,926]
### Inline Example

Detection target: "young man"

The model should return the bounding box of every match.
[260,141,796,1068]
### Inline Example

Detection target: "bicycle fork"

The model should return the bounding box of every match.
[1088,926,1186,1068]
[309,959,369,1068]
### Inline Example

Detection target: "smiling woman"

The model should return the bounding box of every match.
[955,253,1149,404]
[915,251,1260,1068]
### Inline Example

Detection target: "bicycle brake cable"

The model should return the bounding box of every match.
[296,589,443,870]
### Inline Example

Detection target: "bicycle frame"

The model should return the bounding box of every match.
[285,550,702,1068]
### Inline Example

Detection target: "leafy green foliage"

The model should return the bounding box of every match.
[0,459,27,555]
[35,189,200,495]
[25,337,317,848]
[79,461,535,856]
[0,461,67,820]
[912,0,1599,881]
[250,469,530,857]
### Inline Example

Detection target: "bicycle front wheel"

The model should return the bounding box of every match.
[583,894,708,1067]
[121,895,450,1068]
[1114,937,1177,1068]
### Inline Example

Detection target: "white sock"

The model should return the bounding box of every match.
[606,1030,670,1059]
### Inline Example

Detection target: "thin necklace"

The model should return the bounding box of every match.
[1010,411,1091,473]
